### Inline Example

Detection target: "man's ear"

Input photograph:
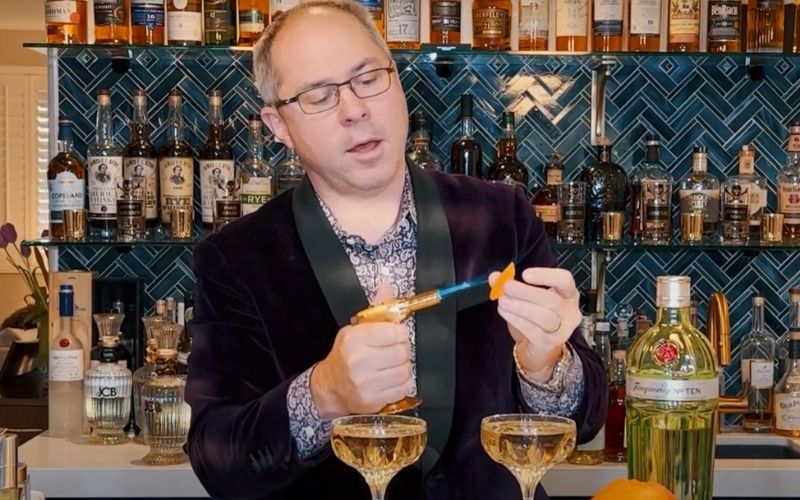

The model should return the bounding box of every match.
[261,107,294,150]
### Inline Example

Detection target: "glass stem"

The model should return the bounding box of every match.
[520,479,538,500]
[369,481,388,500]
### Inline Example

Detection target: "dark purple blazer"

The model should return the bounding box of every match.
[185,168,608,500]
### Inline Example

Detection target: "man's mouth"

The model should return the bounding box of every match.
[347,139,381,154]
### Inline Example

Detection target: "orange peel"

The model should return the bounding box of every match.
[490,262,515,301]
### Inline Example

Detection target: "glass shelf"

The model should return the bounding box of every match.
[22,234,205,248]
[553,240,800,251]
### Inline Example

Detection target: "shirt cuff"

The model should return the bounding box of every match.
[286,365,332,460]
[517,345,586,418]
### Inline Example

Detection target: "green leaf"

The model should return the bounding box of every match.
[34,247,49,287]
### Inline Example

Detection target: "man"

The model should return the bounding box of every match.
[185,2,607,499]
[171,165,185,185]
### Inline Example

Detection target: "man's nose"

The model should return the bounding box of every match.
[336,86,370,124]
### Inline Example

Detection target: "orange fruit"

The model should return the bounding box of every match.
[592,478,676,500]
[489,262,515,301]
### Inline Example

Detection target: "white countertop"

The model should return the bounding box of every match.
[19,431,800,498]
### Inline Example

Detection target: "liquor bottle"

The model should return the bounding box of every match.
[271,0,300,21]
[238,0,269,45]
[88,89,123,239]
[48,118,86,241]
[134,306,168,444]
[720,170,750,245]
[46,0,88,44]
[116,175,146,241]
[777,288,800,384]
[486,112,529,191]
[84,322,133,445]
[90,313,132,370]
[749,0,784,51]
[740,294,775,432]
[406,110,442,171]
[94,0,130,44]
[775,329,800,437]
[167,0,203,46]
[240,115,274,216]
[204,0,235,45]
[519,0,549,49]
[123,90,159,229]
[430,0,462,44]
[130,0,165,45]
[531,151,564,238]
[213,180,242,230]
[166,297,178,323]
[355,0,386,38]
[472,0,512,49]
[667,0,700,51]
[628,0,661,51]
[200,91,234,229]
[627,276,719,499]
[276,148,306,195]
[604,350,626,462]
[678,147,720,243]
[159,89,195,226]
[736,144,768,239]
[637,135,672,245]
[141,322,192,465]
[707,0,742,51]
[450,94,482,177]
[595,316,613,374]
[568,316,605,465]
[556,0,590,50]
[578,140,627,243]
[386,0,421,49]
[779,121,800,243]
[593,0,624,51]
[613,303,634,352]
[49,285,85,440]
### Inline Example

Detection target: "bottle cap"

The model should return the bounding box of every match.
[596,320,610,333]
[59,284,74,318]
[656,276,692,308]
[169,89,183,105]
[752,294,764,307]
[612,350,626,361]
[740,143,754,154]
[208,89,222,106]
[57,117,73,142]
[692,147,708,171]
[502,111,514,127]
[644,134,660,146]
[791,331,800,341]
[97,89,111,105]
[460,94,473,118]
[0,433,18,490]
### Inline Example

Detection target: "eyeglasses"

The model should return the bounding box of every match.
[274,66,396,115]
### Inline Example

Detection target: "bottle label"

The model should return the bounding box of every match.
[270,0,301,21]
[748,183,766,218]
[88,156,123,219]
[431,0,461,32]
[679,189,720,223]
[630,0,660,34]
[168,10,202,41]
[131,3,165,28]
[546,169,563,185]
[46,1,80,24]
[577,424,605,451]
[534,204,560,223]
[239,9,266,34]
[117,199,144,219]
[593,0,623,35]
[557,0,589,36]
[708,0,739,42]
[789,133,800,153]
[520,0,549,37]
[627,375,719,402]
[94,0,126,25]
[668,0,700,42]
[750,360,774,389]
[240,176,273,216]
[204,1,231,34]
[473,7,510,38]
[159,157,193,223]
[200,160,235,224]
[561,203,585,222]
[722,203,748,222]
[739,154,755,175]
[124,157,157,220]
[49,348,84,381]
[778,182,800,223]
[642,180,671,230]
[49,171,85,223]
[386,0,420,42]
[775,394,800,430]
[215,199,242,221]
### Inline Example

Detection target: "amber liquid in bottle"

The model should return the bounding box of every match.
[519,0,550,49]
[130,1,166,45]
[556,0,590,50]
[450,94,482,177]
[386,0,421,48]
[430,0,462,44]
[531,153,564,238]
[604,351,627,462]
[708,0,742,52]
[668,0,701,51]
[48,120,87,240]
[46,0,89,44]
[95,0,131,44]
[472,0,512,49]
[237,0,270,46]
[593,0,624,51]
[628,0,661,51]
[167,0,203,46]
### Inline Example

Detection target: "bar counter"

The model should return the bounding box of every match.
[18,431,800,499]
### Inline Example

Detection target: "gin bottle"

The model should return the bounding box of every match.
[239,115,274,216]
[276,148,305,195]
[740,294,775,432]
[84,325,132,445]
[678,147,720,243]
[406,110,442,171]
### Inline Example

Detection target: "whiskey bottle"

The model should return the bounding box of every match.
[49,285,85,440]
[406,110,442,171]
[94,0,130,44]
[238,0,270,45]
[779,121,800,243]
[271,0,301,22]
[355,0,386,38]
[519,0,549,50]
[276,148,306,195]
[167,0,203,46]
[720,171,750,245]
[749,0,784,51]
[708,0,742,51]
[531,151,563,238]
[604,350,626,462]
[204,0,235,45]
[124,89,159,229]
[593,0,624,51]
[775,329,800,437]
[430,0,461,44]
[736,144,768,239]
[46,0,88,44]
[240,115,274,216]
[450,94,482,177]
[667,0,700,51]
[386,0,421,49]
[159,89,195,226]
[200,91,234,229]
[628,0,661,51]
[88,89,123,239]
[130,0,165,45]
[638,135,672,245]
[567,316,605,465]
[741,294,775,432]
[579,140,627,243]
[486,112,529,191]
[556,0,590,50]
[777,288,800,382]
[472,0,512,49]
[48,118,86,241]
[678,147,720,243]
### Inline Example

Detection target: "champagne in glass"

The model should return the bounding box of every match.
[331,415,427,500]
[481,414,576,500]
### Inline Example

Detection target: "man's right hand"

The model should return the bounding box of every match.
[309,322,413,419]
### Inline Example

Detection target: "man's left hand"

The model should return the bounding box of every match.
[489,267,582,384]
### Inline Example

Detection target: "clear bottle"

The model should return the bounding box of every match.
[678,147,720,244]
[775,330,800,437]
[595,316,613,374]
[48,118,86,241]
[740,295,775,432]
[486,112,529,191]
[638,135,673,245]
[519,0,549,49]
[90,313,132,370]
[450,94,482,177]
[94,0,131,44]
[46,0,88,44]
[159,89,195,226]
[88,89,123,239]
[430,0,462,44]
[386,0,421,48]
[779,121,800,243]
[628,0,661,51]
[568,316,605,465]
[578,140,628,243]
[667,0,701,51]
[556,0,590,50]
[133,302,169,444]
[604,350,626,462]
[130,0,165,45]
[49,285,85,440]
[406,110,442,171]
[167,0,203,46]
[141,322,191,465]
[240,115,274,216]
[720,171,751,245]
[84,327,133,445]
[200,90,235,230]
[613,303,634,352]
[276,148,306,195]
[777,288,800,383]
[593,0,624,51]
[124,90,159,230]
[204,0,235,45]
[531,152,564,238]
[736,144,768,240]
[627,276,719,499]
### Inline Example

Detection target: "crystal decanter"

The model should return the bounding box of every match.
[133,314,170,444]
